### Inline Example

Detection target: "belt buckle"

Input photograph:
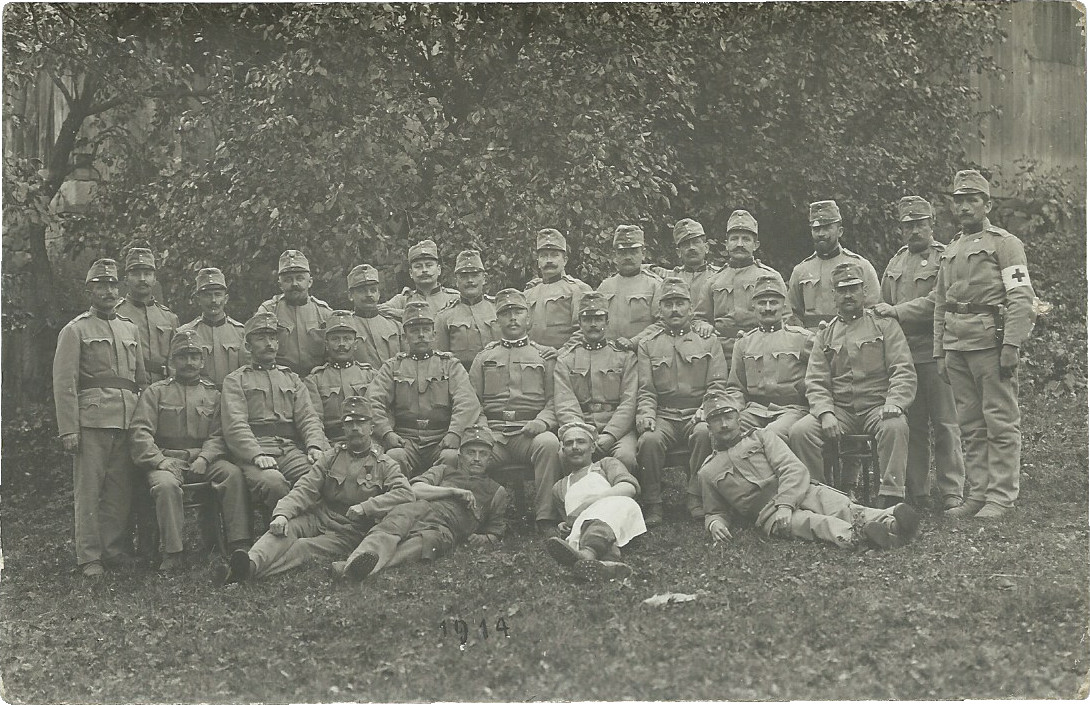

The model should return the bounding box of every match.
[416,419,430,430]
[502,410,516,421]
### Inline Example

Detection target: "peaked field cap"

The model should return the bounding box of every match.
[454,249,485,273]
[407,239,439,263]
[672,218,705,245]
[402,300,435,326]
[703,391,743,419]
[951,169,991,196]
[341,395,372,422]
[323,310,358,335]
[658,277,691,301]
[897,196,933,222]
[577,291,610,316]
[169,330,203,357]
[125,247,156,271]
[832,262,865,289]
[278,249,310,274]
[460,424,495,448]
[86,258,119,283]
[612,224,645,249]
[244,311,280,337]
[195,267,227,292]
[347,263,381,288]
[494,288,528,311]
[751,274,787,300]
[809,200,842,227]
[726,209,759,236]
[536,228,568,252]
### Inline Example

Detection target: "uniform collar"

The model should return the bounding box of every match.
[126,296,152,308]
[346,443,374,459]
[501,337,529,348]
[665,324,691,337]
[682,263,708,274]
[175,375,202,386]
[758,321,783,332]
[836,310,863,323]
[408,349,434,361]
[252,361,277,370]
[461,294,484,305]
[815,246,843,260]
[582,340,607,350]
[202,314,227,327]
[727,256,755,269]
[328,360,355,369]
[92,307,117,320]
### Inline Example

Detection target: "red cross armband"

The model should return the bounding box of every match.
[1001,265,1031,291]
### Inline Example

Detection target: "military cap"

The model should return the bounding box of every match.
[726,209,759,236]
[558,421,597,442]
[85,258,119,283]
[536,228,568,253]
[125,247,157,271]
[672,218,705,246]
[347,263,381,289]
[278,249,310,274]
[341,395,372,422]
[494,288,528,312]
[658,276,691,301]
[612,225,645,249]
[751,274,787,300]
[402,300,435,326]
[407,239,439,263]
[897,196,933,222]
[809,200,842,227]
[454,249,485,273]
[703,391,743,420]
[194,267,227,293]
[577,291,610,317]
[324,310,358,336]
[244,311,280,337]
[951,169,991,197]
[460,424,495,448]
[169,329,204,358]
[832,262,865,289]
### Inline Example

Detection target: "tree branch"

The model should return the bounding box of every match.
[49,72,75,108]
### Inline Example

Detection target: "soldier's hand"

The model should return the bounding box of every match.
[871,303,897,318]
[521,419,547,437]
[881,404,904,420]
[692,320,715,338]
[307,447,323,463]
[459,489,478,514]
[538,346,559,361]
[384,432,406,449]
[615,337,635,352]
[557,520,572,537]
[709,519,732,543]
[346,504,368,522]
[595,433,617,453]
[637,417,656,434]
[60,433,80,454]
[254,454,278,470]
[936,355,949,384]
[999,344,1020,380]
[189,457,209,476]
[160,457,190,480]
[268,515,288,536]
[439,432,460,451]
[466,533,493,547]
[819,412,842,441]
[770,506,793,538]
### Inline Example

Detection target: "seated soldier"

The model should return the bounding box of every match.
[698,392,920,550]
[214,396,412,584]
[332,424,509,580]
[304,310,376,442]
[220,312,330,513]
[130,331,252,572]
[726,275,814,441]
[543,422,645,582]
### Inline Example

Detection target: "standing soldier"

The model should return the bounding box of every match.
[176,267,249,387]
[384,239,460,313]
[934,170,1035,520]
[346,263,404,369]
[369,301,482,478]
[695,210,786,367]
[635,277,728,525]
[434,249,498,369]
[469,288,563,535]
[789,263,917,507]
[525,228,593,349]
[53,258,146,577]
[873,196,966,511]
[304,310,377,442]
[130,331,252,572]
[726,274,814,441]
[116,247,178,384]
[221,312,330,513]
[652,218,720,312]
[553,291,639,472]
[788,200,881,330]
[598,225,663,345]
[256,249,332,377]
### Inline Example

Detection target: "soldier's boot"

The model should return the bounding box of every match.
[945,499,985,519]
[158,552,186,574]
[643,504,663,527]
[213,549,254,586]
[536,520,560,539]
[81,561,105,578]
[574,559,632,583]
[974,502,1013,520]
[344,551,380,581]
[862,503,920,549]
[942,495,965,511]
[544,537,592,568]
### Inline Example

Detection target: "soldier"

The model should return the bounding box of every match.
[176,267,249,387]
[598,225,663,344]
[304,310,377,442]
[635,277,728,525]
[256,249,332,377]
[116,247,178,384]
[346,263,404,369]
[789,263,917,507]
[788,200,881,330]
[214,396,413,584]
[220,312,330,512]
[873,196,966,511]
[525,228,593,349]
[695,210,787,366]
[384,239,460,313]
[53,258,147,577]
[726,275,814,441]
[434,249,498,369]
[369,301,481,478]
[697,393,920,550]
[553,291,639,471]
[651,218,719,316]
[934,170,1036,520]
[332,424,509,581]
[469,288,563,535]
[130,331,252,572]
[543,422,645,583]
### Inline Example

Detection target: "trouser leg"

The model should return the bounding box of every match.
[99,429,135,561]
[205,459,253,543]
[277,445,315,485]
[526,432,562,522]
[922,361,965,500]
[763,409,807,443]
[241,463,291,511]
[785,484,896,548]
[788,414,826,483]
[610,432,638,473]
[73,429,110,565]
[249,511,334,579]
[577,519,620,561]
[969,348,1021,507]
[904,365,933,500]
[863,405,909,499]
[635,415,678,507]
[946,351,989,504]
[147,469,185,555]
[347,501,432,572]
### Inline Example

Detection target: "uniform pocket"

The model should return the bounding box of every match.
[650,356,676,393]
[800,278,821,311]
[771,350,804,383]
[518,361,546,396]
[856,336,885,374]
[154,323,174,352]
[742,354,763,386]
[597,366,623,400]
[448,322,481,359]
[482,361,508,396]
[542,293,572,327]
[244,387,268,417]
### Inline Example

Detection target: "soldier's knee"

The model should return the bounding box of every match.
[436,448,460,468]
[532,432,560,454]
[149,475,182,501]
[386,447,410,467]
[789,417,817,444]
[637,429,666,452]
[878,416,909,438]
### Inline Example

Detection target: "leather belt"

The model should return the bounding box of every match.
[79,376,138,393]
[250,421,301,442]
[582,402,617,413]
[500,409,539,422]
[394,416,449,431]
[155,435,203,450]
[951,302,1000,315]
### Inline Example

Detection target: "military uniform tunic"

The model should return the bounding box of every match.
[651,264,718,310]
[726,322,814,440]
[256,294,333,376]
[695,259,784,363]
[434,296,499,369]
[349,311,404,369]
[116,297,178,382]
[787,248,880,329]
[176,315,249,387]
[248,444,413,579]
[304,361,376,440]
[525,274,593,349]
[598,268,663,341]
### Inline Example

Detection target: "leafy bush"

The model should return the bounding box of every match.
[1,402,70,503]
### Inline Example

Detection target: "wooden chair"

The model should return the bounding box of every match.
[490,463,535,524]
[182,482,227,556]
[824,434,880,506]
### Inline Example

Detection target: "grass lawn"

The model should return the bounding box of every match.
[1,389,1087,703]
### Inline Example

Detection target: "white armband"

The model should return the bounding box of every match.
[1001,265,1032,291]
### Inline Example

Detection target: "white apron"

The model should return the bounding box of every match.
[565,469,647,548]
